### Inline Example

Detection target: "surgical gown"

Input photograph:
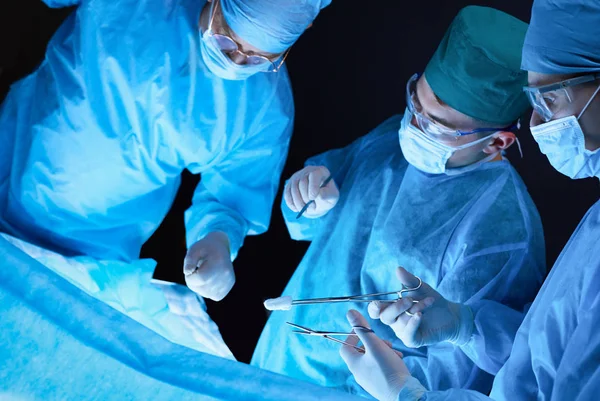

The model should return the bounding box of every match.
[0,0,294,261]
[251,116,546,395]
[405,197,600,401]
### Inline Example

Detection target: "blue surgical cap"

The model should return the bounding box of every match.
[522,0,600,74]
[221,0,331,54]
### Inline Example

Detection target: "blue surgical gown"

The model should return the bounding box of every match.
[0,0,293,261]
[409,197,600,401]
[251,116,546,395]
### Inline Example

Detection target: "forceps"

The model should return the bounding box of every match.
[296,175,334,219]
[286,322,372,352]
[291,276,422,306]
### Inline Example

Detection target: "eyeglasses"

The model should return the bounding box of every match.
[523,73,600,123]
[206,0,289,72]
[406,73,518,142]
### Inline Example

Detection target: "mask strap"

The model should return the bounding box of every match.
[455,130,499,150]
[577,84,600,120]
[515,137,524,158]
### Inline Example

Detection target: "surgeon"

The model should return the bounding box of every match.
[252,6,545,396]
[341,1,600,400]
[0,0,329,301]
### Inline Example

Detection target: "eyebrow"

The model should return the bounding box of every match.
[413,88,459,130]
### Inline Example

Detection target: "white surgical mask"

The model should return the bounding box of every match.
[398,109,498,175]
[530,85,600,180]
[199,30,271,81]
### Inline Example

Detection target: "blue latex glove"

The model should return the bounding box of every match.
[368,267,474,348]
[339,310,411,401]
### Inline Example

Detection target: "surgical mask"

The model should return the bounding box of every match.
[398,109,498,175]
[200,30,271,81]
[530,85,600,180]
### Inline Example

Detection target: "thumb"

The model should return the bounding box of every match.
[318,180,338,203]
[396,266,421,289]
[183,255,205,276]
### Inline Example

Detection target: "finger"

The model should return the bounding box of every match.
[307,169,325,200]
[339,333,362,363]
[318,180,338,204]
[298,173,311,203]
[185,268,214,287]
[290,177,307,211]
[396,266,422,290]
[402,312,424,348]
[382,340,403,358]
[346,310,382,352]
[189,266,235,301]
[379,298,415,326]
[405,297,435,316]
[284,181,298,212]
[368,301,391,319]
[183,251,205,276]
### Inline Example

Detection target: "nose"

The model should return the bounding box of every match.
[228,51,247,65]
[410,114,419,128]
[530,110,544,127]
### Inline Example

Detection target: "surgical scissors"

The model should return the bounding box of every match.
[286,322,371,352]
[290,276,422,306]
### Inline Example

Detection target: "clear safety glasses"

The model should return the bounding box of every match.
[406,73,518,142]
[207,0,289,72]
[523,73,600,123]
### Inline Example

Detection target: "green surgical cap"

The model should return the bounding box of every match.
[424,6,529,126]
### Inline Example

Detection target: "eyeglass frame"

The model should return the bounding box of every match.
[406,73,519,138]
[206,0,289,73]
[522,73,600,122]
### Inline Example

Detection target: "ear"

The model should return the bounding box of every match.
[482,131,515,154]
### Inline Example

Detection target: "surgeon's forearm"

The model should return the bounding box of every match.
[460,300,526,375]
[185,199,248,260]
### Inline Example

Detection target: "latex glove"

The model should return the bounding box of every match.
[284,166,339,218]
[368,267,474,348]
[340,309,413,401]
[184,231,235,302]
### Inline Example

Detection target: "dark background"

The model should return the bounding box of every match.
[1,0,599,364]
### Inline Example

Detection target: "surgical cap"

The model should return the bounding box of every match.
[522,0,600,74]
[221,0,331,54]
[424,6,529,126]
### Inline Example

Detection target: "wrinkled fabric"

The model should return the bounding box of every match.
[0,0,293,262]
[1,233,233,359]
[409,198,600,401]
[221,0,331,54]
[424,6,529,125]
[0,235,366,401]
[522,0,600,73]
[252,115,546,395]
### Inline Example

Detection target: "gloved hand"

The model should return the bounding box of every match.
[340,309,412,401]
[284,165,339,218]
[184,231,235,302]
[368,267,474,348]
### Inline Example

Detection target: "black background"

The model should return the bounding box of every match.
[1,0,599,364]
